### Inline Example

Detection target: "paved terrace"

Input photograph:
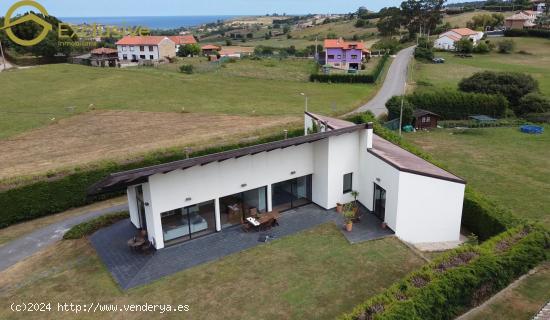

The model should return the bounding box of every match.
[90,204,394,290]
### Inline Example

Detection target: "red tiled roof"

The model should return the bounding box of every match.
[201,44,221,50]
[91,47,118,55]
[448,28,478,36]
[324,38,369,51]
[168,35,197,45]
[441,33,461,41]
[115,36,174,45]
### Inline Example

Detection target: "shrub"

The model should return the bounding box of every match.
[516,93,550,115]
[473,41,491,54]
[458,71,539,106]
[523,112,550,124]
[455,38,474,54]
[386,96,414,124]
[0,128,304,228]
[497,39,515,54]
[504,28,550,39]
[372,38,402,54]
[310,55,388,84]
[179,64,194,74]
[337,225,549,320]
[407,89,508,119]
[414,47,434,61]
[63,211,129,239]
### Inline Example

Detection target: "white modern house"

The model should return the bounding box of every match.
[434,28,484,50]
[90,113,466,250]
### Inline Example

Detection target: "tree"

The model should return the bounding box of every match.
[497,39,516,53]
[376,8,402,36]
[414,47,434,60]
[473,41,491,53]
[455,38,474,54]
[400,0,446,37]
[386,96,414,125]
[356,6,370,19]
[517,93,550,115]
[458,71,539,106]
[177,44,201,57]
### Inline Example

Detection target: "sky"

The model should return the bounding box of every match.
[0,0,462,17]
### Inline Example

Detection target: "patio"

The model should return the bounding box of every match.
[90,204,394,290]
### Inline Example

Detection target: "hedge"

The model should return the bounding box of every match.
[407,90,508,120]
[338,225,549,320]
[310,55,389,84]
[63,211,129,239]
[504,29,550,39]
[0,128,303,228]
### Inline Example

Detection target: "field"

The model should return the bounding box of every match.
[291,20,378,40]
[0,111,299,181]
[0,58,374,139]
[413,37,550,95]
[442,10,513,28]
[0,224,425,320]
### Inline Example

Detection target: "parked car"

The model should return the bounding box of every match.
[432,57,445,64]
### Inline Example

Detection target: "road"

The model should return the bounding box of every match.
[352,45,415,116]
[0,204,128,272]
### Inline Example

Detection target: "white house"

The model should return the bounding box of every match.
[434,28,484,50]
[115,35,196,62]
[90,113,466,250]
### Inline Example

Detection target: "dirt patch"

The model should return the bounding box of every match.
[0,110,299,181]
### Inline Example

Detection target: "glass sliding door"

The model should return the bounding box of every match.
[219,186,268,228]
[136,185,147,229]
[161,200,216,245]
[272,175,312,212]
[373,183,386,221]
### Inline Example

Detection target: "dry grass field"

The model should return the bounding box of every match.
[0,111,299,181]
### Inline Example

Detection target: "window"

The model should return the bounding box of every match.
[351,54,358,59]
[327,54,335,59]
[337,55,342,59]
[426,116,431,122]
[150,55,154,60]
[122,46,127,51]
[122,54,127,60]
[130,46,135,51]
[140,55,146,59]
[149,45,154,51]
[140,46,145,51]
[343,173,353,194]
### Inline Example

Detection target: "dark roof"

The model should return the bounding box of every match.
[305,111,356,130]
[88,124,368,195]
[413,109,440,118]
[368,135,466,184]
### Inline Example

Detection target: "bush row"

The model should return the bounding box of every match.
[0,128,303,228]
[438,118,525,128]
[504,29,550,39]
[338,225,549,320]
[407,90,508,119]
[310,55,389,84]
[63,211,129,239]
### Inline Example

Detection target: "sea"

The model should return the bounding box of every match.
[59,15,239,30]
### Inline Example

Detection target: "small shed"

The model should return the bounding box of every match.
[413,109,440,130]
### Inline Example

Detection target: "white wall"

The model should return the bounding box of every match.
[141,182,165,249]
[395,172,465,243]
[434,36,455,50]
[117,45,160,60]
[325,133,360,208]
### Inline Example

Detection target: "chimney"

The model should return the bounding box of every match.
[366,122,373,149]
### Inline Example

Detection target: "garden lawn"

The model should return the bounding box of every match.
[413,37,550,96]
[405,126,550,228]
[0,58,374,138]
[0,224,425,320]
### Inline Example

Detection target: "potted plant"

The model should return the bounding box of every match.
[350,190,360,214]
[381,222,387,229]
[343,203,355,232]
[336,202,343,213]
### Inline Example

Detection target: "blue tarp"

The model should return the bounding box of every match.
[520,125,544,134]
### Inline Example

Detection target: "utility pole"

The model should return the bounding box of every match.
[0,39,6,71]
[398,82,407,136]
[300,92,308,112]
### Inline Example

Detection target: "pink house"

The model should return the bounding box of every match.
[324,38,370,70]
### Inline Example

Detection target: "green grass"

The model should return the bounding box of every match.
[413,37,550,95]
[442,10,513,28]
[0,224,425,320]
[463,263,550,320]
[404,126,550,228]
[0,59,375,139]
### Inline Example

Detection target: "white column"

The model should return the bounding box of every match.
[143,183,164,249]
[267,184,273,212]
[126,186,139,228]
[215,198,221,231]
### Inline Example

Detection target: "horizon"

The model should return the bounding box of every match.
[2,0,464,18]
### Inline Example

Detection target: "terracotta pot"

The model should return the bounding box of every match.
[381,222,387,229]
[346,222,353,232]
[336,203,343,213]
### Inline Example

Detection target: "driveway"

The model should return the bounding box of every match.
[0,204,128,272]
[352,45,415,116]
